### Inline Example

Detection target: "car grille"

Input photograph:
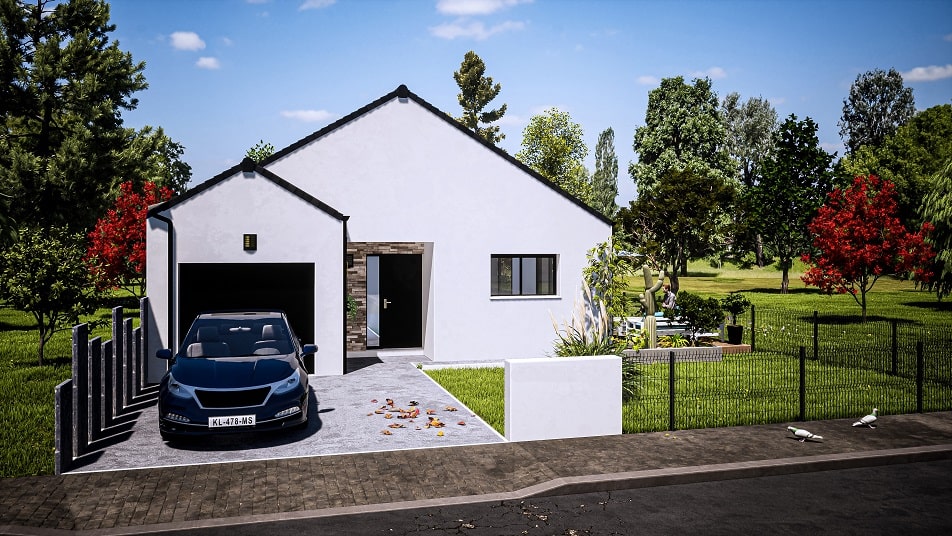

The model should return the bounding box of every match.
[196,387,270,408]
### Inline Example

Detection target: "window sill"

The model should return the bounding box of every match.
[490,295,561,301]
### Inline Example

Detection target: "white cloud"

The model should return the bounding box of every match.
[768,96,786,106]
[169,31,205,51]
[196,57,221,70]
[436,0,533,16]
[280,109,336,123]
[636,75,659,86]
[430,19,524,40]
[944,33,952,42]
[902,64,952,82]
[691,66,727,80]
[299,0,335,10]
[222,37,234,46]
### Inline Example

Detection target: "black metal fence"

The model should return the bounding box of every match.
[622,306,952,433]
[54,297,158,474]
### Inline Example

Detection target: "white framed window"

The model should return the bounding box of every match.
[490,255,556,296]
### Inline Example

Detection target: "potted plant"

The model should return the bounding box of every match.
[721,293,751,345]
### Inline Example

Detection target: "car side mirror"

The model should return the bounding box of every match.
[156,348,173,360]
[301,344,318,355]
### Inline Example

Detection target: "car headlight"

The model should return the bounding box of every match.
[167,374,195,399]
[273,371,301,395]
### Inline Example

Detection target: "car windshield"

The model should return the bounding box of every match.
[178,317,294,358]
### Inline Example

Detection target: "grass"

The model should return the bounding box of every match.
[425,260,952,439]
[0,298,140,478]
[423,367,505,436]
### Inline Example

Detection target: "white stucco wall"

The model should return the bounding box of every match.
[267,96,611,362]
[146,170,345,381]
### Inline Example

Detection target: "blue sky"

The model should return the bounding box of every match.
[107,0,952,204]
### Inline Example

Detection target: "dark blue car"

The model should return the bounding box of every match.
[156,311,316,441]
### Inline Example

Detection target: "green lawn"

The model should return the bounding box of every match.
[0,299,139,477]
[424,261,951,438]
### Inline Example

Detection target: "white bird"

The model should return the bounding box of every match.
[852,408,878,428]
[788,426,823,442]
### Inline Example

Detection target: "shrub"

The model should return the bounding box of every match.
[721,292,751,325]
[674,291,722,345]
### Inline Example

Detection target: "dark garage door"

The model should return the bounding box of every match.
[178,263,315,348]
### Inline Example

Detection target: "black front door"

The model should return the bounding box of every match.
[374,254,422,348]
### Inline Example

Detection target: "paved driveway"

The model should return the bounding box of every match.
[68,362,506,473]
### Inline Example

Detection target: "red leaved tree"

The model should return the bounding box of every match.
[87,181,173,299]
[801,175,935,322]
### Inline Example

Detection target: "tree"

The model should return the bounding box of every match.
[453,50,507,146]
[721,92,778,188]
[838,104,952,227]
[0,226,98,365]
[919,160,952,300]
[617,167,734,294]
[721,93,777,266]
[116,126,191,195]
[591,127,618,218]
[0,0,149,234]
[630,76,733,194]
[838,68,915,155]
[516,108,592,203]
[86,181,173,299]
[748,115,835,293]
[801,175,935,322]
[245,139,275,163]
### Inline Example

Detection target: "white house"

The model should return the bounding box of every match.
[145,85,612,381]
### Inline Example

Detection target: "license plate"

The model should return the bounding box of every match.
[209,415,256,428]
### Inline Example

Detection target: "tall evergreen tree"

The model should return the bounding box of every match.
[453,50,507,146]
[749,115,835,293]
[0,0,149,234]
[591,127,618,218]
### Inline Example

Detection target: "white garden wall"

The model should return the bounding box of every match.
[505,356,622,442]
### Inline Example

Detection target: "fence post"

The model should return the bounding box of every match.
[812,311,819,361]
[750,304,756,352]
[112,307,123,417]
[139,297,149,391]
[891,320,899,376]
[102,339,113,429]
[799,346,806,421]
[89,337,102,439]
[123,318,133,406]
[668,351,676,431]
[916,341,924,413]
[54,379,73,475]
[71,324,89,457]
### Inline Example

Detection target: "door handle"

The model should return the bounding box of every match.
[383,299,392,309]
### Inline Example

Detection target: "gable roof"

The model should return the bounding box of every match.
[147,158,348,221]
[259,84,613,226]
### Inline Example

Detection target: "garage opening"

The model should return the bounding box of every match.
[178,263,315,350]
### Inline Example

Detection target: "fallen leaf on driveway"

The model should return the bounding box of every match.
[371,399,378,403]
[426,409,436,415]
[408,400,419,406]
[381,430,392,435]
[384,413,393,419]
[457,421,466,426]
[445,406,458,412]
[388,423,405,429]
[437,430,444,437]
